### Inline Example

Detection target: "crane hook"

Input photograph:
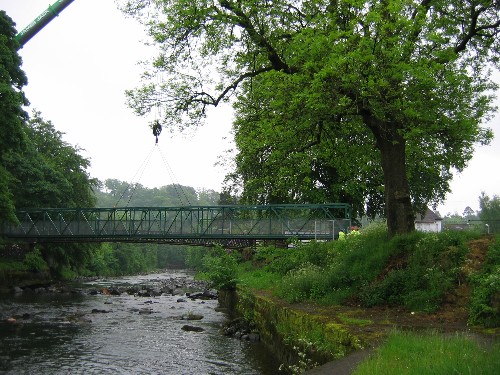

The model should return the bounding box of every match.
[152,120,162,144]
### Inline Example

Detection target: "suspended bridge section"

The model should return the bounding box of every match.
[0,204,351,248]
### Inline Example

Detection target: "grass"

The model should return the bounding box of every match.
[353,330,500,375]
[237,264,281,290]
[222,228,499,374]
[0,259,26,272]
[337,313,373,326]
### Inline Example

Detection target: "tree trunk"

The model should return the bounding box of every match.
[364,114,415,236]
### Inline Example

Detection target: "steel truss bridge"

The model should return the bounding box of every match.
[0,204,351,248]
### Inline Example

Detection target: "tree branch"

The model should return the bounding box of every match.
[219,0,295,73]
[295,121,324,153]
[454,4,500,54]
[185,66,274,109]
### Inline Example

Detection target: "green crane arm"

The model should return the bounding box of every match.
[15,0,75,48]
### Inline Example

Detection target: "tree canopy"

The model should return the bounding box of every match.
[121,0,499,235]
[0,11,28,222]
[4,111,98,209]
[94,178,220,207]
[479,192,500,233]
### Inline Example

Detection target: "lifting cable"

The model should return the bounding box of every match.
[155,144,192,206]
[113,129,193,207]
[113,144,156,207]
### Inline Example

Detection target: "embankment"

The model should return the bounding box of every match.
[219,288,369,369]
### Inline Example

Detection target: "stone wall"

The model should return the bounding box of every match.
[219,288,363,368]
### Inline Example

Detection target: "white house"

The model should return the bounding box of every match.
[415,209,443,232]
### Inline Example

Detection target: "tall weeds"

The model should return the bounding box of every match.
[272,225,482,311]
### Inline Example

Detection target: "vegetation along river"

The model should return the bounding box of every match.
[0,270,280,374]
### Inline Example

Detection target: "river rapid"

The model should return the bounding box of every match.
[0,270,280,374]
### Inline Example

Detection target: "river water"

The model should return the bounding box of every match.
[0,271,280,374]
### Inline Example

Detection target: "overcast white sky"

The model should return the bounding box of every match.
[1,0,499,216]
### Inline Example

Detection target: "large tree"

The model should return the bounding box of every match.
[479,192,500,233]
[0,11,28,223]
[122,0,498,236]
[4,111,97,209]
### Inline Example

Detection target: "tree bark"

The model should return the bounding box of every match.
[363,113,415,236]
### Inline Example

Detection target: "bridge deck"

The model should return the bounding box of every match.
[1,204,351,247]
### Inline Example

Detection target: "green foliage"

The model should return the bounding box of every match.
[243,225,482,313]
[277,262,330,303]
[121,0,498,235]
[479,193,500,233]
[200,246,238,290]
[6,111,97,209]
[360,231,477,312]
[0,11,28,223]
[469,236,500,327]
[0,259,25,272]
[277,223,394,304]
[94,178,218,208]
[110,243,158,275]
[237,264,281,290]
[353,330,500,375]
[185,247,212,270]
[82,243,192,277]
[156,245,188,268]
[85,243,120,276]
[23,247,49,272]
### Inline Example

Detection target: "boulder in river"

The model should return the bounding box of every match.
[181,313,204,321]
[181,325,205,332]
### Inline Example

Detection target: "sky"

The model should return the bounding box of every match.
[1,0,499,216]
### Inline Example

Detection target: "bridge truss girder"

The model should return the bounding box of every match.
[1,204,351,247]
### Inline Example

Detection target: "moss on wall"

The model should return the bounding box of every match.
[220,288,364,367]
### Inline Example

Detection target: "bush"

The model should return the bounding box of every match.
[201,246,238,290]
[23,247,49,272]
[269,225,481,311]
[277,263,329,302]
[359,231,476,312]
[274,223,391,304]
[469,236,500,327]
[186,247,211,270]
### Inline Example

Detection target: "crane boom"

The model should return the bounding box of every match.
[15,0,75,48]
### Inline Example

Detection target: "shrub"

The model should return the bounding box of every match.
[277,263,328,302]
[359,231,475,312]
[201,246,238,290]
[186,246,211,270]
[469,236,500,327]
[23,247,49,272]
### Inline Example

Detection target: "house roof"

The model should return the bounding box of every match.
[415,208,442,223]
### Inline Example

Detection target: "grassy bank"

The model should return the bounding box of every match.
[201,224,499,373]
[353,330,500,375]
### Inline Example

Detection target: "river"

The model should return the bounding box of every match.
[0,271,281,374]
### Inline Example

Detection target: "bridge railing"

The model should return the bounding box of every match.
[1,204,351,243]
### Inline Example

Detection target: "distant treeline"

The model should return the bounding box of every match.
[94,178,240,207]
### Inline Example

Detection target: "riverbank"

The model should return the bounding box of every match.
[208,230,499,373]
[220,286,499,374]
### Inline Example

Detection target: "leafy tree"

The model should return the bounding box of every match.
[2,111,99,277]
[197,188,220,205]
[121,0,498,236]
[95,178,216,207]
[479,192,500,233]
[228,90,383,217]
[5,111,97,208]
[443,212,465,224]
[0,11,28,223]
[463,206,476,220]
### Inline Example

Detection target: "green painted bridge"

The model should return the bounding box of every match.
[0,204,351,248]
